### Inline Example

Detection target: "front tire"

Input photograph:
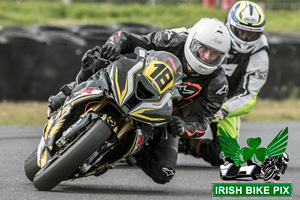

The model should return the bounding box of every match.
[263,168,275,181]
[33,119,113,191]
[24,149,40,182]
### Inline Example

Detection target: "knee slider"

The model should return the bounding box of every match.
[152,160,176,184]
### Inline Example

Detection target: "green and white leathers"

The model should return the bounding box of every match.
[220,1,268,139]
[220,34,268,139]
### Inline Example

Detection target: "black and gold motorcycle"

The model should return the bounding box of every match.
[24,47,183,191]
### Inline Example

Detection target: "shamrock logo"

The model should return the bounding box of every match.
[219,127,288,165]
[241,137,267,163]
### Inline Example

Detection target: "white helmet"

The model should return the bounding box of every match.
[226,1,266,53]
[281,152,289,164]
[184,18,231,75]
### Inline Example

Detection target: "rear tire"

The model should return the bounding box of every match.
[24,149,40,182]
[33,119,112,191]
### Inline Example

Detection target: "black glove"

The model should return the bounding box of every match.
[77,47,107,84]
[211,105,229,123]
[167,116,186,136]
[81,48,98,69]
[101,42,121,61]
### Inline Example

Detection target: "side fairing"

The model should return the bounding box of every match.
[65,80,105,107]
[128,93,173,124]
[108,59,143,107]
[37,80,106,168]
[38,104,72,167]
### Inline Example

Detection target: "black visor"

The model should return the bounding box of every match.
[231,26,262,42]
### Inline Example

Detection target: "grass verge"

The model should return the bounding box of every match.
[0,99,299,126]
[243,99,300,122]
[0,101,47,126]
[0,2,300,31]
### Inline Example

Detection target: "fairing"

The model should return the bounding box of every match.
[107,47,182,125]
[37,47,183,168]
[38,80,106,168]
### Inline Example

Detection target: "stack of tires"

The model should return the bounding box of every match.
[0,26,46,100]
[0,22,161,101]
[259,32,300,100]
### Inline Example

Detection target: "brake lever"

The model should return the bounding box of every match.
[85,46,112,65]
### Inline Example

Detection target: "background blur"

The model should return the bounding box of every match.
[0,0,300,102]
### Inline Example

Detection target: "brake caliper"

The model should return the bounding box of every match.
[100,114,119,133]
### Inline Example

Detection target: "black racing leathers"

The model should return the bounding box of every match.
[72,29,228,183]
[101,30,228,138]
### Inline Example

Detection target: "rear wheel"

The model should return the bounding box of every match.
[24,149,40,182]
[33,119,113,191]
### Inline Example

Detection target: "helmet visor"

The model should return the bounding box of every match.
[190,39,225,66]
[231,26,262,42]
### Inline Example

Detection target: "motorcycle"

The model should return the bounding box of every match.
[24,47,183,191]
[258,155,287,181]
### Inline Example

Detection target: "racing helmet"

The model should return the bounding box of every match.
[281,152,289,164]
[184,18,231,75]
[226,1,266,53]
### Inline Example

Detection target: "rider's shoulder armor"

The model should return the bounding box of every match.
[252,34,269,55]
[223,35,269,97]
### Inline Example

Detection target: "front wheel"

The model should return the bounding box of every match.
[24,148,40,182]
[263,168,275,181]
[33,119,113,191]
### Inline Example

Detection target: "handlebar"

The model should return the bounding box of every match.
[85,46,112,64]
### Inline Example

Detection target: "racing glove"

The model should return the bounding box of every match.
[167,116,186,136]
[81,48,96,69]
[76,47,107,84]
[211,105,229,123]
[101,42,121,61]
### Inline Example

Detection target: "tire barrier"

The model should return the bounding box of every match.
[70,24,115,49]
[0,23,299,101]
[260,32,300,100]
[0,26,47,101]
[30,25,87,100]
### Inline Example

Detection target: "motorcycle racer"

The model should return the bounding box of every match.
[259,152,289,181]
[177,1,269,166]
[49,18,231,184]
[94,18,230,139]
[93,18,231,184]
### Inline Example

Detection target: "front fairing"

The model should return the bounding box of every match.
[107,47,183,126]
[65,73,108,106]
[38,104,72,167]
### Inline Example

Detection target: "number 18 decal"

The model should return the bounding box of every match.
[143,61,174,94]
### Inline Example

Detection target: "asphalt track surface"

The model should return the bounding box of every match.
[0,122,299,200]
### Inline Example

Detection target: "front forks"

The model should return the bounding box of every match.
[80,96,134,141]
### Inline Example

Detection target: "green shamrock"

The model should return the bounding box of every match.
[241,137,267,163]
[219,127,288,165]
